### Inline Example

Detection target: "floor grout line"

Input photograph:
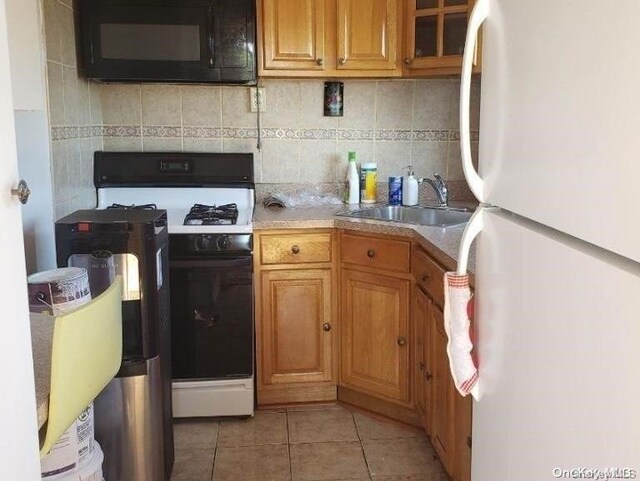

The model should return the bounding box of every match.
[286,410,294,481]
[210,420,222,481]
[351,410,374,481]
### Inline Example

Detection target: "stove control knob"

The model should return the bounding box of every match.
[196,235,213,251]
[217,235,230,250]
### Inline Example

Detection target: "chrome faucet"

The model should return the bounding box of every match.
[419,173,449,207]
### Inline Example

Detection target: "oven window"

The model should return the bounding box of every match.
[100,23,201,61]
[170,258,253,380]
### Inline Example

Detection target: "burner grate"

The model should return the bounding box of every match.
[184,203,238,226]
[107,203,157,210]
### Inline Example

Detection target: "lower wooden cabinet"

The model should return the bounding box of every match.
[257,268,337,404]
[412,246,472,481]
[413,286,432,432]
[430,302,456,474]
[340,268,411,407]
[255,229,472,479]
[255,229,337,405]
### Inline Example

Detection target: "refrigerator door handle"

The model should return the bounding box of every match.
[457,207,487,275]
[460,0,489,202]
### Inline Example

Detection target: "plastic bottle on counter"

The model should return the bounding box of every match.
[402,165,419,206]
[346,152,360,204]
[360,163,378,204]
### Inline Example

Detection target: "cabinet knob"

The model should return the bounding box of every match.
[323,322,332,332]
[291,245,300,254]
[338,57,347,65]
[425,371,433,381]
[397,337,407,347]
[418,361,425,371]
[421,273,429,282]
[367,249,376,259]
[316,58,324,66]
[404,57,413,66]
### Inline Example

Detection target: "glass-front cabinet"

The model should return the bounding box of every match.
[404,0,481,76]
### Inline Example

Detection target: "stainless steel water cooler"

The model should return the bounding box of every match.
[55,209,174,481]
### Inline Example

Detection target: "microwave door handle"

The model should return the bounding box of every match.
[208,7,216,68]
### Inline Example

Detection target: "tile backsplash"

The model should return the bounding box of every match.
[98,79,480,201]
[42,0,480,217]
[43,0,103,219]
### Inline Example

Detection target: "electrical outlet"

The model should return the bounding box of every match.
[250,87,266,113]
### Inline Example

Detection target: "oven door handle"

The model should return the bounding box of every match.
[169,257,252,269]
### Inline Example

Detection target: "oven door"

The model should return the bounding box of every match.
[169,256,253,380]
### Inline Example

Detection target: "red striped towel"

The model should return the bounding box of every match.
[443,272,479,399]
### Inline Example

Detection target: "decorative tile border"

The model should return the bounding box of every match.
[102,125,141,138]
[142,126,182,138]
[54,124,480,144]
[51,125,102,141]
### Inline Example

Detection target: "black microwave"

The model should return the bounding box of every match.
[79,0,256,84]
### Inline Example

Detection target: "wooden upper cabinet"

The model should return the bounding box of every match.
[260,0,326,71]
[258,0,402,76]
[404,0,481,76]
[336,0,400,71]
[340,269,411,406]
[258,269,335,403]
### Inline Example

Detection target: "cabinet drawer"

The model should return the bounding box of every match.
[260,233,333,265]
[340,232,411,273]
[412,247,445,307]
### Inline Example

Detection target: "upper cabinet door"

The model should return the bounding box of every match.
[404,0,479,75]
[336,0,400,71]
[260,0,326,71]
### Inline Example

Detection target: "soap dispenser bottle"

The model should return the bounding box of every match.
[402,166,419,206]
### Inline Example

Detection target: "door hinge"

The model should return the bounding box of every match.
[467,436,472,449]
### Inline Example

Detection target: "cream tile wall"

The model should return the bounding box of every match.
[41,0,480,210]
[101,79,480,201]
[43,0,102,219]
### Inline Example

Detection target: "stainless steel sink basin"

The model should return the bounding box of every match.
[336,205,473,227]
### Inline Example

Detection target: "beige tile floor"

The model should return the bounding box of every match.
[171,404,449,481]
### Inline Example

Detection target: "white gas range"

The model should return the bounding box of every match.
[95,152,256,418]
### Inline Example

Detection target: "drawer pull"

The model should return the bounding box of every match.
[323,322,332,332]
[291,245,300,254]
[367,249,376,259]
[425,371,433,381]
[421,273,429,282]
[418,361,425,371]
[397,336,407,347]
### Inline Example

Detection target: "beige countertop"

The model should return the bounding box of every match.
[253,204,476,274]
[31,312,55,429]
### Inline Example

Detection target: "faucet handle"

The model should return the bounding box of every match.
[433,173,446,188]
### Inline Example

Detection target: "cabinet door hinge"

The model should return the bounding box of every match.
[467,436,472,449]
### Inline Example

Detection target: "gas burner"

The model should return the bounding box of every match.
[184,203,238,226]
[107,203,157,210]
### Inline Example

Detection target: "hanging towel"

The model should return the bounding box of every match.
[443,272,479,400]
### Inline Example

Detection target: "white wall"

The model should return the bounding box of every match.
[6,0,45,110]
[7,0,56,273]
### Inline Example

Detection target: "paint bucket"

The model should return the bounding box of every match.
[28,268,96,478]
[45,441,104,481]
[27,267,91,315]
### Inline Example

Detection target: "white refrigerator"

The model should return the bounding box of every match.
[457,0,640,479]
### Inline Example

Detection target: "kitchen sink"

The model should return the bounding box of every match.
[336,205,473,227]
